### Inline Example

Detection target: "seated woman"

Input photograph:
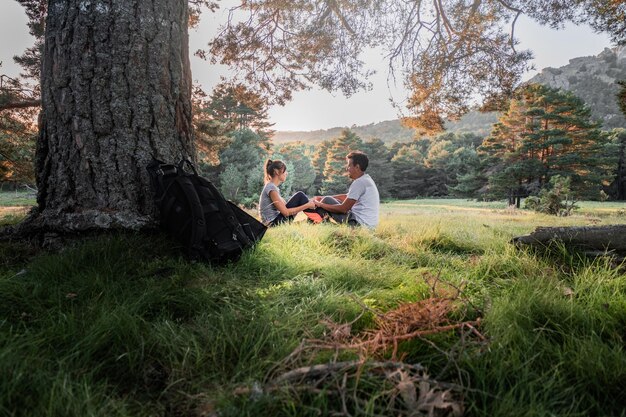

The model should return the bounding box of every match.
[258,159,316,226]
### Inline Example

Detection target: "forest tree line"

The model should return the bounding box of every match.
[194,82,626,207]
[2,79,626,207]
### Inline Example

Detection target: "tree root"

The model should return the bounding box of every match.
[0,207,158,249]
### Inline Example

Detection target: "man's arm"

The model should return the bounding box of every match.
[315,197,356,214]
[313,194,347,202]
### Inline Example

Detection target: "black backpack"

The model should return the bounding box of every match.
[146,158,266,263]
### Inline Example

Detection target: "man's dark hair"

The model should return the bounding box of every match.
[347,151,369,171]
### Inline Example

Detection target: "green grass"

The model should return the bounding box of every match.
[0,190,36,226]
[1,200,626,416]
[0,190,36,206]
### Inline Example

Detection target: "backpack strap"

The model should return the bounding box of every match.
[155,160,208,258]
[172,174,209,257]
[152,163,184,219]
[177,158,199,176]
[147,159,179,199]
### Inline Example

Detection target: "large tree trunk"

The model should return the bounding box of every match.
[25,0,194,233]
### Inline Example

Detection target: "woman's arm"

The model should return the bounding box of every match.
[269,190,313,216]
[315,198,356,214]
[313,194,347,202]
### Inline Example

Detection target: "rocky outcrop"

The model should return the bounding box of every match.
[528,46,626,129]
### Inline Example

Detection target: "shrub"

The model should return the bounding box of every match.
[523,196,541,211]
[524,176,578,216]
[599,190,609,202]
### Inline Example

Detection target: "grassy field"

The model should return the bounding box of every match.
[0,189,36,207]
[0,189,36,226]
[1,198,626,416]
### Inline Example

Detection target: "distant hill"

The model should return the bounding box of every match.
[444,111,499,136]
[271,119,415,144]
[271,46,626,144]
[271,113,499,145]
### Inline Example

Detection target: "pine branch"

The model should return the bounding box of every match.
[0,99,41,112]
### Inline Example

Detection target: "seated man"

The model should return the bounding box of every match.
[312,151,380,228]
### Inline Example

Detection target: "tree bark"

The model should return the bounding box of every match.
[512,225,626,254]
[24,0,194,234]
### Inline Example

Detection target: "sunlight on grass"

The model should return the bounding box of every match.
[0,206,30,224]
[2,199,626,416]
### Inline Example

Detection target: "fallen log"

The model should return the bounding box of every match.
[512,225,626,259]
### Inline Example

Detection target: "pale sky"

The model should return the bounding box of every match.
[1,2,614,131]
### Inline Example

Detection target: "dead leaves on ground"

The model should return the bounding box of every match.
[232,272,483,416]
[309,272,482,359]
[236,361,464,417]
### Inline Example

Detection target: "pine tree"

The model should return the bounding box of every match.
[321,130,363,195]
[0,105,37,184]
[446,146,486,198]
[481,84,608,203]
[413,132,489,197]
[390,144,429,199]
[28,0,195,232]
[192,86,230,168]
[310,140,332,195]
[360,139,392,198]
[275,143,316,195]
[423,137,454,196]
[607,128,626,200]
[217,129,268,206]
[206,82,274,136]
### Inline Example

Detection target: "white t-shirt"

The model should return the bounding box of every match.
[346,174,380,228]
